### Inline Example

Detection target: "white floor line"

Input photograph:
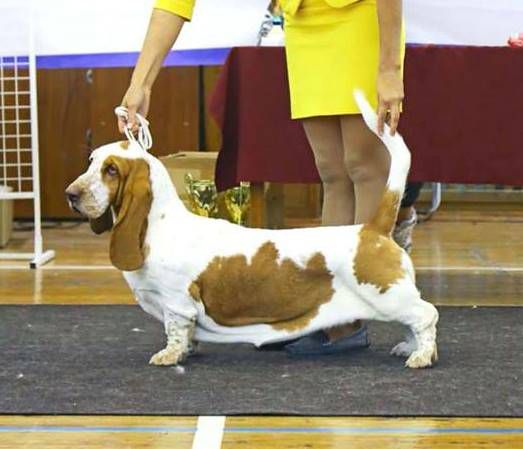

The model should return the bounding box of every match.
[0,264,115,271]
[416,266,523,273]
[191,416,225,449]
[0,264,523,273]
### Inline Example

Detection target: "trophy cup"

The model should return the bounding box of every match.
[223,182,250,225]
[184,173,218,218]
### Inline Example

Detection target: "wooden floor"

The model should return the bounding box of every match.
[1,416,522,449]
[1,207,522,448]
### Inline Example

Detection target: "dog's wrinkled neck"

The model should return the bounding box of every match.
[146,156,191,224]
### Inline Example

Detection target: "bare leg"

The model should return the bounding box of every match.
[302,116,361,339]
[340,114,391,225]
[302,116,355,225]
[328,114,390,342]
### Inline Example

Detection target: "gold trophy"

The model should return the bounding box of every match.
[184,173,218,218]
[184,173,250,224]
[223,182,250,225]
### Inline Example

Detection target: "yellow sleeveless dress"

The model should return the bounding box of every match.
[282,0,405,119]
[153,0,405,119]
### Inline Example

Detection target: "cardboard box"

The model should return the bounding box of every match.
[0,186,13,248]
[160,151,218,202]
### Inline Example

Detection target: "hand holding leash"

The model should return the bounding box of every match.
[114,106,153,151]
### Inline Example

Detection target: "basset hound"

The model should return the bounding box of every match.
[66,92,438,368]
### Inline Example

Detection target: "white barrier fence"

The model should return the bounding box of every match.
[0,0,55,267]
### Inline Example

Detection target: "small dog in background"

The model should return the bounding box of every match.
[66,92,438,369]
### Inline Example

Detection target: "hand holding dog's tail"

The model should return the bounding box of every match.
[353,90,411,236]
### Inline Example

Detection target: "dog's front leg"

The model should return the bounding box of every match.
[149,314,196,366]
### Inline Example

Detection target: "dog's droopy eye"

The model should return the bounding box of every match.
[106,165,118,176]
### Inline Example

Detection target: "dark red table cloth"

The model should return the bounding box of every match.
[210,46,523,191]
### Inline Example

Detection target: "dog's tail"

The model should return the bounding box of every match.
[353,90,411,236]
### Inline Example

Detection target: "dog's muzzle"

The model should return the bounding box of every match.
[65,186,81,213]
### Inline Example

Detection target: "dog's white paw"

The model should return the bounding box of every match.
[391,340,417,358]
[149,346,186,366]
[405,344,438,369]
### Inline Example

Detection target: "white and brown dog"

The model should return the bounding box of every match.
[66,92,438,369]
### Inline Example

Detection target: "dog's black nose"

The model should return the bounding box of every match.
[66,192,79,204]
[65,185,80,205]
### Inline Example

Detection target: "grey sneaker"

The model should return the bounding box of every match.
[393,208,417,253]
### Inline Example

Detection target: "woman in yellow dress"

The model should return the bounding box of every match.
[118,0,405,355]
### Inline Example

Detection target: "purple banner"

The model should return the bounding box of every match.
[36,48,231,69]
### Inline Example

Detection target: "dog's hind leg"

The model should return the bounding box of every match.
[390,327,417,358]
[395,297,439,369]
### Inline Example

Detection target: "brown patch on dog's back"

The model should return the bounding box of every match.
[353,190,405,294]
[190,242,334,331]
[119,141,130,150]
[353,189,406,294]
[353,228,405,293]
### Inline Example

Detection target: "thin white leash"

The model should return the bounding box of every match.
[114,106,153,151]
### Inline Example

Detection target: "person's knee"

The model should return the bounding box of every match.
[344,147,389,184]
[302,117,348,186]
[314,153,350,186]
[341,116,390,184]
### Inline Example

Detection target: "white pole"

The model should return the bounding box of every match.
[28,0,54,268]
[29,0,42,259]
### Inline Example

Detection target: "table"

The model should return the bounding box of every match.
[209,46,523,226]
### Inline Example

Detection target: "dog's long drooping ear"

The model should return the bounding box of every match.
[110,158,152,271]
[89,208,113,235]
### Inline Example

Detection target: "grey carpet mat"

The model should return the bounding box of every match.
[0,305,521,416]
